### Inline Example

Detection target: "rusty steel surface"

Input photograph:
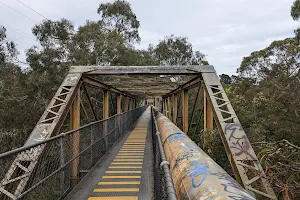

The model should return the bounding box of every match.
[154,111,255,200]
[0,65,277,199]
[69,65,215,75]
[79,68,207,96]
[201,72,277,199]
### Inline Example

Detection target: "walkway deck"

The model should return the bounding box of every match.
[67,108,153,200]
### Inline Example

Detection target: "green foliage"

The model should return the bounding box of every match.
[152,35,208,65]
[219,74,232,85]
[0,0,207,153]
[291,0,300,20]
[2,0,299,198]
[97,0,140,44]
[221,36,300,199]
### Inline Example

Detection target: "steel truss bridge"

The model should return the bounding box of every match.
[0,65,277,200]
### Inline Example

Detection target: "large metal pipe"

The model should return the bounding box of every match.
[154,110,255,200]
[151,107,177,200]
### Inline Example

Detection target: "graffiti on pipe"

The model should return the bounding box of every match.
[183,160,209,188]
[211,172,255,200]
[173,150,195,170]
[224,123,257,160]
[167,134,186,144]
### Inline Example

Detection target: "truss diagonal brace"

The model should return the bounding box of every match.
[201,72,277,199]
[82,83,97,121]
[82,76,133,98]
[0,73,82,199]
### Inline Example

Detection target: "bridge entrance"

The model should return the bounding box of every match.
[0,65,276,200]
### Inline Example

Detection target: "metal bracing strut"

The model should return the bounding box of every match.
[0,73,82,199]
[201,71,277,199]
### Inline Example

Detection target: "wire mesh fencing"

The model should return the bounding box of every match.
[0,106,147,200]
[151,109,168,200]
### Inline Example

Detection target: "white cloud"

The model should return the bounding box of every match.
[0,0,298,75]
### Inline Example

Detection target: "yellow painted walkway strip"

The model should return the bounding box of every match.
[109,166,142,169]
[111,162,143,165]
[121,146,145,147]
[102,176,141,179]
[88,197,138,200]
[126,139,146,140]
[115,156,143,158]
[120,149,144,151]
[93,188,139,192]
[105,171,142,174]
[113,159,143,162]
[98,181,140,185]
[122,145,145,147]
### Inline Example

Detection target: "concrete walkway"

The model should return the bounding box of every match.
[67,108,153,200]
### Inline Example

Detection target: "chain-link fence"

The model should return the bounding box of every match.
[0,106,147,200]
[151,107,177,200]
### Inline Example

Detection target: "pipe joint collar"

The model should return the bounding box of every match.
[160,160,169,169]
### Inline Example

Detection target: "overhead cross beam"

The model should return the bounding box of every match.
[0,65,277,200]
[82,76,134,98]
[70,65,215,75]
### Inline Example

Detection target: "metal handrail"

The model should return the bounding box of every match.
[0,106,145,159]
[151,106,177,200]
[0,105,147,200]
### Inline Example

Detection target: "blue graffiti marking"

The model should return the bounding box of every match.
[183,161,209,188]
[167,134,186,144]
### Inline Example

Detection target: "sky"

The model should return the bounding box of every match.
[0,0,298,75]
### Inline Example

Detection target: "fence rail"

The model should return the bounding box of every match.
[0,106,147,200]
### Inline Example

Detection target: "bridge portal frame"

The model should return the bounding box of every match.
[0,65,276,199]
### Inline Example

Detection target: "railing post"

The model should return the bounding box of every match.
[117,94,122,139]
[90,125,95,166]
[60,136,65,198]
[70,90,80,186]
[103,90,109,150]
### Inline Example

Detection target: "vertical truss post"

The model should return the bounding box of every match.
[187,83,202,135]
[173,94,177,124]
[117,94,122,115]
[182,89,189,133]
[124,97,129,112]
[132,98,134,110]
[117,94,122,128]
[163,99,165,115]
[165,98,169,117]
[103,90,109,137]
[204,89,213,132]
[167,96,171,119]
[70,89,80,186]
[129,98,131,110]
[132,99,135,109]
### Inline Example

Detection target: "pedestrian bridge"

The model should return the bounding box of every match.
[0,66,277,200]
